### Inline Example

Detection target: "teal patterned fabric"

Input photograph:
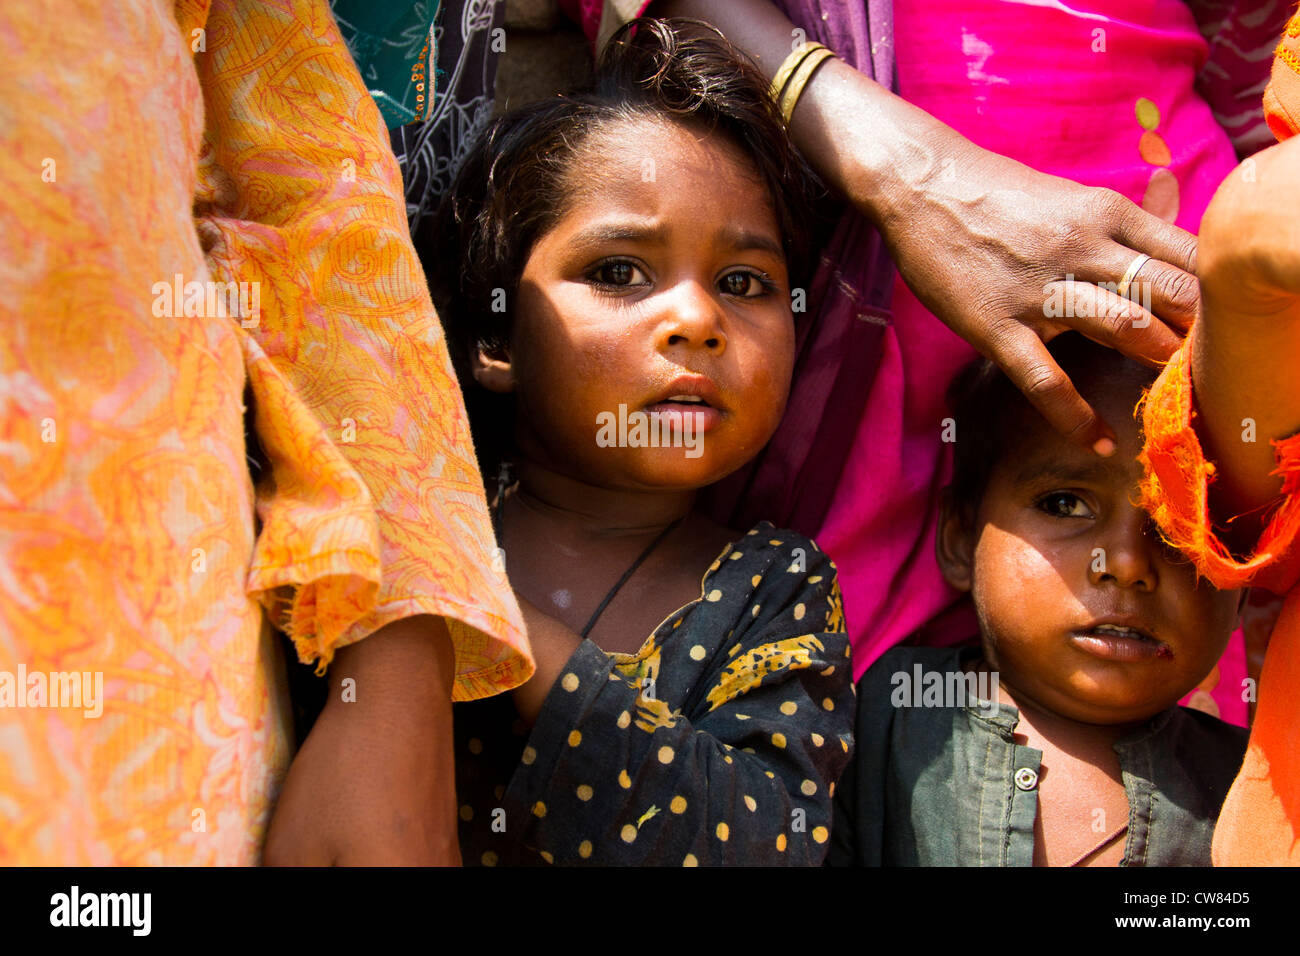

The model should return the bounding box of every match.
[331,0,442,128]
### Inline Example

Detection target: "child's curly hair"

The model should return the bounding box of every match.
[422,17,826,482]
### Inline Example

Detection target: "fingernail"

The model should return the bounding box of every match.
[1093,437,1117,457]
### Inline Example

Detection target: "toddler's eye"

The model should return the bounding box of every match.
[1037,492,1095,519]
[591,260,647,287]
[718,270,772,297]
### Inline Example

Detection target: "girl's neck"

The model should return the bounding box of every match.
[508,458,697,540]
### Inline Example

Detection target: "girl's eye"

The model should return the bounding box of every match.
[1037,492,1095,519]
[590,260,647,287]
[719,270,774,297]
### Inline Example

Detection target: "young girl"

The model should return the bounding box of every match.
[423,18,855,865]
[829,335,1248,866]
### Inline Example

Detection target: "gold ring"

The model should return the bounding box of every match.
[1116,253,1152,300]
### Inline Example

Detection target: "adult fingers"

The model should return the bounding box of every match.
[1105,191,1198,272]
[1106,195,1200,319]
[1038,279,1184,368]
[986,324,1116,455]
[1077,240,1199,333]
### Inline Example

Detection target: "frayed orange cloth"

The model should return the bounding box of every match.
[1140,344,1300,865]
[1264,8,1300,140]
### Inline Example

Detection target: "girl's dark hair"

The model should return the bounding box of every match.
[422,17,825,482]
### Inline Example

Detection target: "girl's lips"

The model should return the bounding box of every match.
[644,402,722,433]
[1069,628,1174,662]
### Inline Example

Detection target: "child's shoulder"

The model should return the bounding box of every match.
[726,519,840,610]
[1165,704,1250,757]
[857,644,969,694]
[711,520,836,576]
[677,518,843,641]
[1127,705,1251,833]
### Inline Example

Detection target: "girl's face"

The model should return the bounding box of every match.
[477,115,796,492]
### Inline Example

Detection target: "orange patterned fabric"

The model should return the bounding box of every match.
[1139,340,1300,865]
[0,0,531,864]
[1263,7,1300,141]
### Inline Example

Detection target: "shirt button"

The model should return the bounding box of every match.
[1015,767,1039,791]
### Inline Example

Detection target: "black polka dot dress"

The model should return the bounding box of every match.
[453,521,856,866]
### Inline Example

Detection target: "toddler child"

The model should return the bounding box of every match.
[829,334,1247,866]
[424,18,855,866]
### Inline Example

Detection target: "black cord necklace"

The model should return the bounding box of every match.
[492,461,685,640]
[576,514,684,639]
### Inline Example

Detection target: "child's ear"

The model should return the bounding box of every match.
[471,342,515,394]
[936,487,976,593]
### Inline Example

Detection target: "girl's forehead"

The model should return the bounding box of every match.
[555,119,776,232]
[569,114,762,187]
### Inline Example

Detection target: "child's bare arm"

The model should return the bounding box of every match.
[1191,136,1300,545]
[264,615,461,865]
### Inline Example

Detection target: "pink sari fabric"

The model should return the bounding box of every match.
[813,0,1249,722]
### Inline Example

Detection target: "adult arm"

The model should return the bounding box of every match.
[653,0,1200,455]
[264,615,462,865]
[1186,137,1300,545]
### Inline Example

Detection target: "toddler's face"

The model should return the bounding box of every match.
[943,360,1241,725]
[486,115,795,492]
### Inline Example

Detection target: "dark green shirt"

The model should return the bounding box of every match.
[828,645,1248,866]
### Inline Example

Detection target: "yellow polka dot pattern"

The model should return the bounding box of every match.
[451,521,854,866]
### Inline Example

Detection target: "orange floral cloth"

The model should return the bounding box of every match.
[1140,345,1300,865]
[0,0,531,864]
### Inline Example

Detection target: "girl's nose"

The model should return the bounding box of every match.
[656,280,727,356]
[1089,507,1159,592]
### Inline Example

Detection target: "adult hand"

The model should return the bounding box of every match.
[880,133,1199,454]
[263,614,462,865]
[654,0,1200,453]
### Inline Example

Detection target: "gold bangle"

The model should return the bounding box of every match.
[780,47,836,124]
[768,42,826,104]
